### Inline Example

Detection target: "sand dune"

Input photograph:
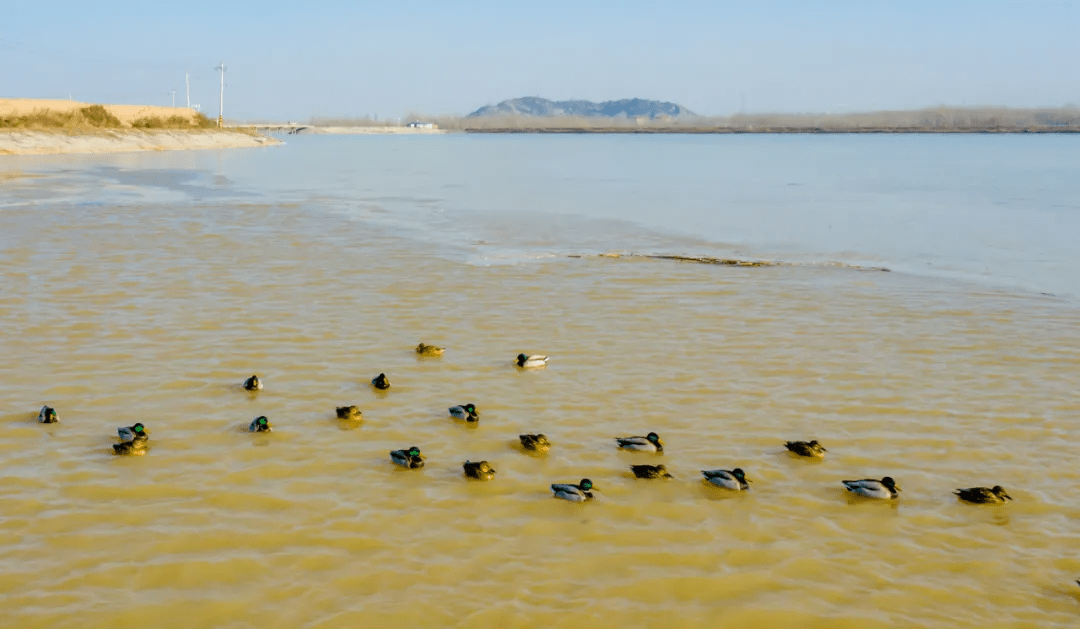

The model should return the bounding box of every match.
[1,98,205,127]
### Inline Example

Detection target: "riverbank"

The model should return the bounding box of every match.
[0,129,280,155]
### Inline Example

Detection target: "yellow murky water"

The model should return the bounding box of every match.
[2,197,1079,628]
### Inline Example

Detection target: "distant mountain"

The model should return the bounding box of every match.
[468,97,694,119]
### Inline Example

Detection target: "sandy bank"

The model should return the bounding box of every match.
[1,98,204,127]
[298,126,447,135]
[0,129,280,156]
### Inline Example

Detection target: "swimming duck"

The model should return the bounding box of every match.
[416,343,445,356]
[515,354,548,368]
[390,446,424,469]
[118,423,148,443]
[519,434,551,452]
[371,373,391,390]
[463,460,497,480]
[449,403,479,422]
[702,468,750,490]
[336,406,362,420]
[631,464,674,479]
[551,479,597,502]
[249,416,272,432]
[112,440,146,456]
[38,405,58,424]
[842,477,900,499]
[785,440,826,458]
[954,485,1012,504]
[243,375,262,391]
[616,432,664,453]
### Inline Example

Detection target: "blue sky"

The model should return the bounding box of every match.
[3,0,1078,120]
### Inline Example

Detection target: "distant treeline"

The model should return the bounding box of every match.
[313,107,1080,133]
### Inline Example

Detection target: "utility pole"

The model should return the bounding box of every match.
[216,62,226,128]
[185,72,190,108]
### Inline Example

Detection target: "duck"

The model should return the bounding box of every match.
[519,434,551,452]
[391,446,424,469]
[842,477,900,499]
[702,468,750,490]
[38,405,58,424]
[463,460,497,480]
[117,423,148,443]
[551,479,597,502]
[785,440,826,458]
[954,485,1012,504]
[371,373,391,390]
[515,354,548,368]
[616,432,664,453]
[631,464,674,479]
[243,375,262,391]
[449,403,479,422]
[416,343,444,356]
[336,405,362,420]
[112,440,146,456]
[249,416,272,432]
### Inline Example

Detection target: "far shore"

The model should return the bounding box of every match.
[463,126,1080,134]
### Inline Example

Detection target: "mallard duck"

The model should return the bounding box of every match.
[463,460,496,480]
[954,485,1012,504]
[702,468,750,490]
[371,373,391,390]
[390,446,424,468]
[112,440,146,455]
[243,375,262,391]
[249,416,272,432]
[118,423,148,443]
[449,403,479,422]
[631,464,674,479]
[616,432,664,453]
[336,405,362,420]
[515,354,548,368]
[519,434,551,452]
[842,477,900,499]
[785,440,826,458]
[551,479,597,502]
[416,343,444,356]
[38,405,58,424]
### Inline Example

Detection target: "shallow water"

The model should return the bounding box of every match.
[1,136,1079,628]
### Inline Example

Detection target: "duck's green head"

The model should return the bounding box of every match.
[731,468,748,482]
[255,416,269,427]
[132,423,146,434]
[647,432,662,445]
[579,479,595,491]
[408,446,421,457]
[464,403,477,414]
[881,477,899,491]
[516,354,528,363]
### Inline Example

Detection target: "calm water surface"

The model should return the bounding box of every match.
[1,135,1079,628]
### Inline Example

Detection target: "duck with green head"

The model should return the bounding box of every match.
[449,403,479,422]
[249,416,272,432]
[551,479,597,502]
[842,477,900,499]
[391,446,424,468]
[515,354,548,368]
[118,423,148,443]
[702,468,750,490]
[616,432,664,453]
[38,406,58,424]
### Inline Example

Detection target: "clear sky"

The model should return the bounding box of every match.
[4,0,1078,121]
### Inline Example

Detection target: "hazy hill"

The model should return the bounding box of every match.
[468,97,694,118]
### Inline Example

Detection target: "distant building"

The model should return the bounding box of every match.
[406,121,436,129]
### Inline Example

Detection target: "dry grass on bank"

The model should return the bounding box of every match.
[0,99,218,132]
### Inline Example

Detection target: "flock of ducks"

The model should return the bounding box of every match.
[35,342,1020,509]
